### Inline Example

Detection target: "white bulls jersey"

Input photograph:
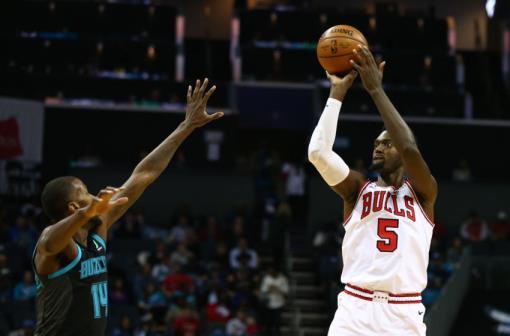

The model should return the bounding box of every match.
[341,180,434,294]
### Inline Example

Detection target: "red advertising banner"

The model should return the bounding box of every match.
[0,117,23,158]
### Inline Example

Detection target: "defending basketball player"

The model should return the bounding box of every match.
[32,79,223,336]
[308,45,437,336]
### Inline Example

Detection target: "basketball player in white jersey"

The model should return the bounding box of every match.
[308,45,437,336]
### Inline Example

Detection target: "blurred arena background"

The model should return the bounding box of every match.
[1,0,510,335]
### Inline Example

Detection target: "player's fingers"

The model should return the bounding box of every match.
[198,78,209,96]
[364,46,377,67]
[352,48,365,65]
[186,85,192,102]
[346,70,358,83]
[325,70,332,79]
[350,60,362,71]
[202,85,216,105]
[208,111,224,120]
[192,79,201,98]
[379,61,386,74]
[111,197,129,207]
[97,189,114,200]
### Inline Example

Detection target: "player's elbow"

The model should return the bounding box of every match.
[308,146,323,165]
[38,231,57,256]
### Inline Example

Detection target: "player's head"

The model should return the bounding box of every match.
[370,130,403,174]
[41,176,94,222]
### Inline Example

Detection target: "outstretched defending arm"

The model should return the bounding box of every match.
[308,71,366,214]
[98,78,224,238]
[351,46,437,213]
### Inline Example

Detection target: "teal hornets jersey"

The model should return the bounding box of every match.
[33,233,108,336]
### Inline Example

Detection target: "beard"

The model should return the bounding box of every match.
[369,160,384,172]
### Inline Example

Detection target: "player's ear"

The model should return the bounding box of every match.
[68,202,80,213]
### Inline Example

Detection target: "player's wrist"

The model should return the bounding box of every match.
[329,86,347,102]
[367,86,384,97]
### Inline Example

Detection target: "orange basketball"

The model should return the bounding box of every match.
[316,25,368,75]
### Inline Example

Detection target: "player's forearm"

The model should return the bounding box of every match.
[133,121,194,181]
[369,88,417,151]
[39,209,92,255]
[308,99,350,186]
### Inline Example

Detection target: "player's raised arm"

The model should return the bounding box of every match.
[38,188,127,256]
[308,70,366,211]
[99,78,224,234]
[351,46,437,208]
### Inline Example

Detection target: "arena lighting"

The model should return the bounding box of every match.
[486,0,496,18]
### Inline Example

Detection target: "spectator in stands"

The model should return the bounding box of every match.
[112,315,135,336]
[9,215,38,252]
[227,216,246,248]
[168,215,197,246]
[226,310,248,336]
[115,212,142,238]
[152,254,172,282]
[162,263,193,296]
[447,237,464,265]
[172,305,201,336]
[260,265,289,336]
[7,319,34,336]
[229,238,258,270]
[171,243,194,268]
[109,277,130,305]
[460,211,491,242]
[198,215,224,260]
[206,291,231,326]
[452,159,472,182]
[281,159,307,226]
[490,211,510,240]
[13,270,36,302]
[132,261,154,300]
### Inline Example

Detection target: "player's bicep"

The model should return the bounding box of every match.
[402,147,437,202]
[331,169,366,203]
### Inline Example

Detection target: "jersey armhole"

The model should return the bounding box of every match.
[343,181,372,227]
[404,181,435,228]
[46,243,83,279]
[91,233,107,251]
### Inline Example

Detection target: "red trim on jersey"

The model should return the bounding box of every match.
[404,181,435,227]
[346,284,421,297]
[343,181,371,227]
[388,300,422,304]
[389,292,422,297]
[343,290,421,304]
[346,283,373,294]
[344,290,372,302]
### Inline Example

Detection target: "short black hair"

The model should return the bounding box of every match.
[41,176,79,221]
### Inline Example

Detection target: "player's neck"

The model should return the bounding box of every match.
[377,168,405,188]
[74,229,89,246]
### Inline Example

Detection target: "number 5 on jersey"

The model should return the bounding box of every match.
[377,218,399,252]
[91,281,108,318]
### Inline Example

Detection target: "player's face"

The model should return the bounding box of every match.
[371,131,402,173]
[70,178,94,210]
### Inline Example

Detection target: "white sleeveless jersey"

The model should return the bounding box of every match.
[341,180,434,294]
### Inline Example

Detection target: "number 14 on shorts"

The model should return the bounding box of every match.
[91,281,108,319]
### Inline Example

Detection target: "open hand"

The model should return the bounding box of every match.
[350,45,385,94]
[184,78,224,129]
[84,187,128,218]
